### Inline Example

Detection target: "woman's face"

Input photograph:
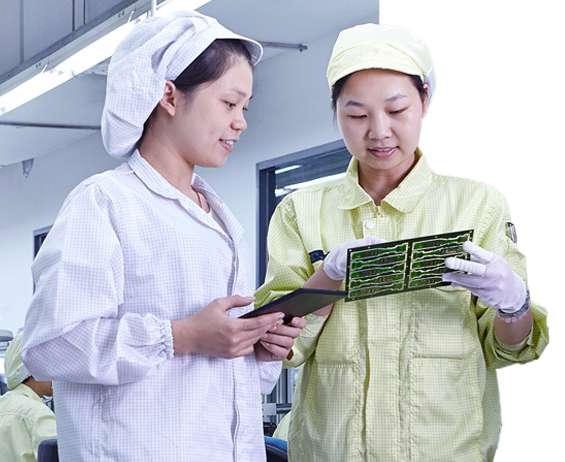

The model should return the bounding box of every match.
[168,56,253,168]
[336,69,428,176]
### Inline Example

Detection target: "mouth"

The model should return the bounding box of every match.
[219,139,237,152]
[367,146,397,159]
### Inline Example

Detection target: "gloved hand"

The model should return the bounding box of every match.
[442,241,527,313]
[323,236,386,281]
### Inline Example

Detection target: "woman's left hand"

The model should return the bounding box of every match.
[254,316,306,361]
[442,241,527,313]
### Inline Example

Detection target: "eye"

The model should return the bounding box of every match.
[224,101,237,109]
[348,114,367,119]
[389,107,408,115]
[243,106,249,112]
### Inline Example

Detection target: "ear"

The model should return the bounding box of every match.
[421,83,431,117]
[158,80,179,117]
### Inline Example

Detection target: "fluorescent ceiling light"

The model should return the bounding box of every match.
[0,21,138,116]
[159,0,211,14]
[0,0,211,116]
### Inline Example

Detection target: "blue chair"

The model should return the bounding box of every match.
[38,438,59,462]
[265,436,288,462]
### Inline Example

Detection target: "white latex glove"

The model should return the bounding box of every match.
[323,237,386,281]
[442,241,527,313]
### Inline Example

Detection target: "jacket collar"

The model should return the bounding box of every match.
[128,150,244,243]
[338,149,434,213]
[10,383,45,403]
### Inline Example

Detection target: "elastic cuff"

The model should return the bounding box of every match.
[495,327,533,352]
[160,320,175,359]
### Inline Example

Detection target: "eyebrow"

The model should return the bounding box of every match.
[385,93,407,103]
[343,100,366,108]
[343,93,407,108]
[229,89,253,100]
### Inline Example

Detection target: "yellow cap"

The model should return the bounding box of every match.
[5,332,31,390]
[327,24,435,98]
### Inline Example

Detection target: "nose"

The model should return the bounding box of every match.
[368,112,392,140]
[232,110,247,132]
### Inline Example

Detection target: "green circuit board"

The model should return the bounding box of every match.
[345,229,474,301]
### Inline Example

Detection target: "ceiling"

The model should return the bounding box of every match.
[0,0,378,168]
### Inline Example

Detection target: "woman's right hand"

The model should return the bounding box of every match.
[302,236,385,318]
[323,236,385,280]
[171,295,284,358]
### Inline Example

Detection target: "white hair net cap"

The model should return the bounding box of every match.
[5,332,32,390]
[327,23,435,100]
[101,9,263,159]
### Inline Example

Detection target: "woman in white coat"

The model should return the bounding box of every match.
[22,10,304,462]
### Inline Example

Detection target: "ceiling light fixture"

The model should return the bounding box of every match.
[0,0,211,116]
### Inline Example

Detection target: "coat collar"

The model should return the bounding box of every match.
[128,150,244,242]
[10,383,45,403]
[337,149,434,213]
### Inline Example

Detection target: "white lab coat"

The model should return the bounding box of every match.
[23,151,280,461]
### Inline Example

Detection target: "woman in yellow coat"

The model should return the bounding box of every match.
[255,24,548,462]
[0,333,56,461]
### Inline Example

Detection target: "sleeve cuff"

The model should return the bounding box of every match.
[494,327,533,352]
[160,319,175,359]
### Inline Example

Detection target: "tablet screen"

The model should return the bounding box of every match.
[240,288,347,323]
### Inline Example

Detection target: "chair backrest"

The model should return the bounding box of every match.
[265,436,288,462]
[38,438,59,462]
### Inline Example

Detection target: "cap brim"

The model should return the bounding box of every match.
[215,29,263,65]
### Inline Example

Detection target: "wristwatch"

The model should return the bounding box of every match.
[496,289,531,324]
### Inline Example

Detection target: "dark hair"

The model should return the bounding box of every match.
[173,39,253,93]
[331,72,427,113]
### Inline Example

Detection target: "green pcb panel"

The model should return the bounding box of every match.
[345,229,474,301]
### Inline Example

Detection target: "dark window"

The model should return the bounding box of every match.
[33,226,51,258]
[256,140,349,284]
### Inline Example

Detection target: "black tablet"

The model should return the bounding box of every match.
[240,288,347,323]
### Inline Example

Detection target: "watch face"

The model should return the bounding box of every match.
[308,249,327,264]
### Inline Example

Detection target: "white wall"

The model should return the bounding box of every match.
[380,1,564,460]
[0,134,119,333]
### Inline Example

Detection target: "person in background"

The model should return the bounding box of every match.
[256,23,549,462]
[0,332,56,461]
[272,409,291,441]
[22,10,304,462]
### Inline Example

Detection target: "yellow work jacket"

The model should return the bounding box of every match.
[0,384,56,461]
[255,151,548,462]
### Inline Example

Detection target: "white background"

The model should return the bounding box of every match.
[382,0,564,459]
